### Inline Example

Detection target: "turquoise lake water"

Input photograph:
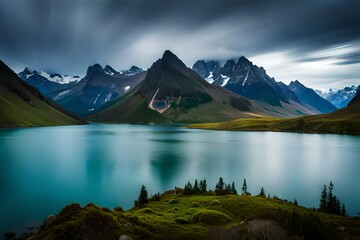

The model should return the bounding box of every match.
[1,124,360,234]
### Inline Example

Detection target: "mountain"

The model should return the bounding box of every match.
[18,68,79,95]
[348,87,360,106]
[0,60,86,128]
[192,57,301,107]
[88,51,319,124]
[316,85,359,108]
[88,50,267,123]
[289,80,337,113]
[21,64,146,116]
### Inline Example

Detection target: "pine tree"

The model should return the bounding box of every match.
[215,177,225,195]
[193,179,200,194]
[201,179,207,193]
[328,181,334,213]
[138,185,148,207]
[231,181,238,195]
[341,204,347,216]
[259,187,265,197]
[184,181,193,195]
[294,199,298,206]
[319,184,327,211]
[334,196,341,215]
[242,179,248,195]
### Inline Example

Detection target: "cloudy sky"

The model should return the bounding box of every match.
[0,0,359,90]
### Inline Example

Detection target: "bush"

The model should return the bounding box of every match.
[175,217,191,224]
[168,198,179,204]
[208,199,221,207]
[191,202,200,207]
[113,207,124,212]
[191,209,231,225]
[135,208,156,214]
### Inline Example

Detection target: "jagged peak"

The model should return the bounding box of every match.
[162,50,179,61]
[23,67,34,73]
[153,50,187,70]
[225,59,236,65]
[87,63,104,76]
[289,80,306,89]
[129,65,143,71]
[104,65,115,71]
[237,56,251,65]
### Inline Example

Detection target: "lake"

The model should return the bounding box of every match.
[1,124,360,235]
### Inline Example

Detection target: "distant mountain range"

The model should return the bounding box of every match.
[1,50,358,128]
[88,50,319,123]
[19,65,146,116]
[0,60,85,128]
[192,58,337,114]
[315,85,359,108]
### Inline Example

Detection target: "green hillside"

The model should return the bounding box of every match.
[0,60,86,128]
[188,96,360,135]
[26,191,360,240]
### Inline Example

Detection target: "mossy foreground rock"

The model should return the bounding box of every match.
[23,193,360,240]
[191,209,231,225]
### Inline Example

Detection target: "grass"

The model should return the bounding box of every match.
[26,192,360,240]
[187,106,360,135]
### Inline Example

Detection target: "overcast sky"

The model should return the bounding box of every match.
[0,0,359,90]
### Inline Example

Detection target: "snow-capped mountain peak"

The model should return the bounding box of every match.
[19,67,82,84]
[122,66,144,76]
[316,85,359,108]
[38,71,81,84]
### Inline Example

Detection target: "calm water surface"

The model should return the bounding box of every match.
[0,124,360,234]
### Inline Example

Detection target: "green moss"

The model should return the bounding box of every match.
[191,209,231,225]
[168,198,179,204]
[29,192,360,240]
[208,199,221,207]
[175,217,191,224]
[135,207,156,214]
[191,202,200,207]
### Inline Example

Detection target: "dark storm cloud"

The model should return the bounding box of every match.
[0,0,359,88]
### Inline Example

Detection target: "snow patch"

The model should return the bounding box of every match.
[39,71,81,84]
[205,71,214,84]
[242,69,249,86]
[220,74,230,87]
[93,94,101,104]
[105,70,114,76]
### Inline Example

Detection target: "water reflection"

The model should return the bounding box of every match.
[0,125,359,236]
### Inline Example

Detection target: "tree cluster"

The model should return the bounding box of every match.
[319,181,347,216]
[183,179,207,195]
[215,177,238,196]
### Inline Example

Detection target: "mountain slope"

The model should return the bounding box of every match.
[316,85,359,108]
[289,80,337,114]
[46,64,146,116]
[0,60,86,128]
[88,50,268,123]
[189,90,360,135]
[348,87,360,106]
